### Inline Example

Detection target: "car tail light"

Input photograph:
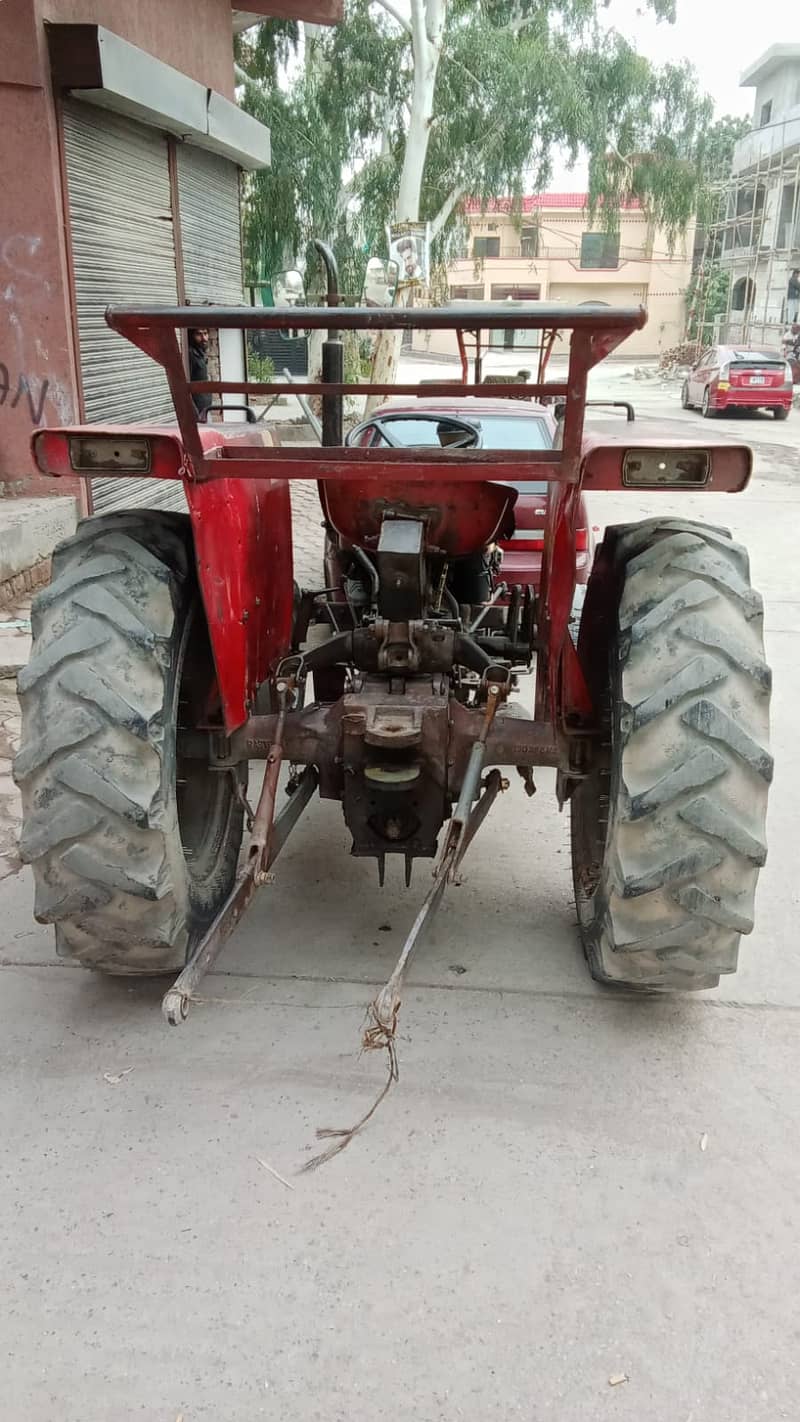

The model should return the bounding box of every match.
[785,363,794,386]
[505,527,588,553]
[508,535,544,551]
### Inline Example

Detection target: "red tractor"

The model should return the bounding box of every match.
[16,299,771,1027]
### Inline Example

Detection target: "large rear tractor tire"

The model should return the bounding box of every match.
[571,518,771,990]
[14,511,245,974]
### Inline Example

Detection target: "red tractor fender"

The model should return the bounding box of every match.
[32,424,294,732]
[537,437,753,732]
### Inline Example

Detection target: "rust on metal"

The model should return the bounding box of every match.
[161,766,318,1026]
[189,379,570,400]
[107,301,646,334]
[247,679,292,883]
[300,748,508,1172]
[224,696,560,792]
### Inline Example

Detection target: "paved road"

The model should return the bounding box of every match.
[2,387,800,1421]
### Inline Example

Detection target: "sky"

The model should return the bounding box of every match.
[549,0,800,188]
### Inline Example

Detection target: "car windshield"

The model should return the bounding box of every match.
[374,412,550,494]
[378,412,551,448]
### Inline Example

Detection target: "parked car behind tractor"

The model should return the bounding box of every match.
[681,344,793,419]
[344,397,593,591]
[17,299,771,1031]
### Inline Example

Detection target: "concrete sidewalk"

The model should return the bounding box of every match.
[0,496,76,606]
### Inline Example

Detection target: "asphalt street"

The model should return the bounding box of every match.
[2,377,799,1421]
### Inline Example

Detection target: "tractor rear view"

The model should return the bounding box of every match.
[16,301,771,1031]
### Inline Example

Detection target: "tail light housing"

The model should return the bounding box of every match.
[33,427,186,480]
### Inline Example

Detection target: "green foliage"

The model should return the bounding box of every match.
[342,333,374,383]
[237,1,720,285]
[696,113,751,178]
[686,264,729,342]
[246,349,276,383]
[693,113,751,229]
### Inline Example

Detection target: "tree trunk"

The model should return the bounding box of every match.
[367,0,446,409]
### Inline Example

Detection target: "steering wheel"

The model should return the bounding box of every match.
[350,414,482,450]
[436,427,479,450]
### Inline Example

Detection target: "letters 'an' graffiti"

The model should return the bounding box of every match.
[0,363,49,424]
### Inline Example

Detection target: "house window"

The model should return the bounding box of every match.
[490,284,541,301]
[520,224,539,258]
[473,236,500,259]
[760,99,773,127]
[449,285,484,300]
[580,232,620,269]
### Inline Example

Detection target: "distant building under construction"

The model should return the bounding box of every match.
[714,45,800,346]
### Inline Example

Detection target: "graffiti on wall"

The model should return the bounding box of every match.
[2,233,72,433]
[0,365,49,424]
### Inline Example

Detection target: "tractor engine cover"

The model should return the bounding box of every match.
[341,676,450,861]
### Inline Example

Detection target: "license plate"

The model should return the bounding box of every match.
[749,375,766,385]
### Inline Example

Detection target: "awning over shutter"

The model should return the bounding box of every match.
[62,99,186,514]
[177,146,244,305]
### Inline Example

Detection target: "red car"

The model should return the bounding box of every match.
[682,344,793,419]
[346,398,593,589]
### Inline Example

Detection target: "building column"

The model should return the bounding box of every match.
[0,0,81,496]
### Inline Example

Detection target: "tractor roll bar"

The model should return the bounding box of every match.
[107,302,646,333]
[106,303,647,484]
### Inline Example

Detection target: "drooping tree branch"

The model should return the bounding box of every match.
[239,1,715,311]
[372,0,412,37]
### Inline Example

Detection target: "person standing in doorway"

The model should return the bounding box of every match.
[787,270,800,323]
[188,327,213,422]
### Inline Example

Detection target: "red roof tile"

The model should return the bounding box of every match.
[464,193,642,214]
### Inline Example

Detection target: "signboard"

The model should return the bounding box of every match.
[389,222,429,288]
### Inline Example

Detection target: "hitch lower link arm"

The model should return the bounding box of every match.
[369,680,509,1040]
[161,676,316,1027]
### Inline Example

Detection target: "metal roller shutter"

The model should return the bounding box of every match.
[62,99,186,514]
[177,145,254,421]
[177,146,243,303]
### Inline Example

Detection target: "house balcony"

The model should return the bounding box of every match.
[732,113,800,175]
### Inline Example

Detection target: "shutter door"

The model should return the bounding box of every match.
[62,99,186,514]
[177,146,243,303]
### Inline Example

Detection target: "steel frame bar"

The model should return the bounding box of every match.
[106,302,647,486]
[161,766,318,1026]
[203,444,569,484]
[223,706,561,772]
